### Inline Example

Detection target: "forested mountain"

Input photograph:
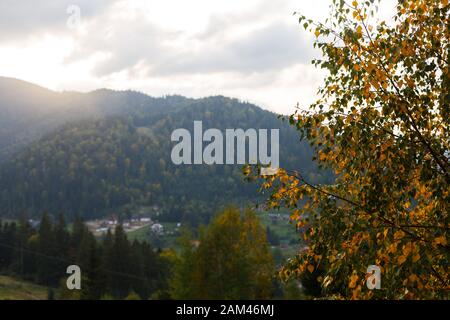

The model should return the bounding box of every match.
[0,78,332,224]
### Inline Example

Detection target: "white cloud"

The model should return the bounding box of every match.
[0,0,114,42]
[0,0,397,114]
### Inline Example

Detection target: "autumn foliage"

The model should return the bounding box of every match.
[246,0,449,299]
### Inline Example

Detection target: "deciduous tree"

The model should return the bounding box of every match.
[247,0,449,299]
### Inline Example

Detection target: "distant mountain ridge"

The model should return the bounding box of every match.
[0,77,193,161]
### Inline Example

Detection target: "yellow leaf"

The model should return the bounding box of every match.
[352,0,358,7]
[349,274,359,288]
[315,29,320,38]
[352,285,361,300]
[394,230,405,240]
[402,243,412,256]
[388,243,397,254]
[307,265,315,273]
[434,236,447,246]
[398,255,407,265]
[409,274,419,283]
[356,26,363,36]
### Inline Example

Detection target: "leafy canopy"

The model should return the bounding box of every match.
[246,0,449,299]
[170,207,274,299]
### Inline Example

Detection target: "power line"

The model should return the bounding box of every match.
[0,241,150,282]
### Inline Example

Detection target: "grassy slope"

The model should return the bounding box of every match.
[0,275,48,300]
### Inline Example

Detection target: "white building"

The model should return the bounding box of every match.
[151,223,164,235]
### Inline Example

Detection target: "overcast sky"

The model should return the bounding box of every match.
[0,0,396,114]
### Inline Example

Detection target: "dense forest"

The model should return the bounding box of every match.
[0,208,306,300]
[0,82,332,225]
[0,214,169,299]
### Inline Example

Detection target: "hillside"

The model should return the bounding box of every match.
[0,79,332,225]
[0,275,48,300]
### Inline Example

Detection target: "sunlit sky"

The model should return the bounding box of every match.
[0,0,396,114]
